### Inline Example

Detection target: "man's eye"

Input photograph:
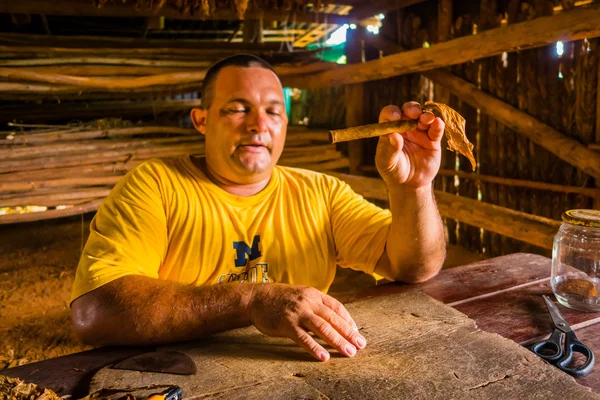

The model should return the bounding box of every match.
[227,108,247,113]
[268,109,282,116]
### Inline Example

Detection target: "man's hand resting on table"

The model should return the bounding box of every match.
[249,283,366,362]
[72,277,365,363]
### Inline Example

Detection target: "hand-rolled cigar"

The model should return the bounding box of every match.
[329,101,476,171]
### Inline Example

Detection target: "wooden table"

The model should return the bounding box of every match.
[4,253,600,396]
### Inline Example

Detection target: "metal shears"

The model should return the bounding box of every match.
[529,295,595,377]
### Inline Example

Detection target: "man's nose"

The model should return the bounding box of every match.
[246,109,269,133]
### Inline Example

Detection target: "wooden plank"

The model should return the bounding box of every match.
[425,68,600,181]
[0,0,353,25]
[281,4,600,89]
[88,291,600,399]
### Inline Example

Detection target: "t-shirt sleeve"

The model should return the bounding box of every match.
[70,161,168,303]
[327,175,392,275]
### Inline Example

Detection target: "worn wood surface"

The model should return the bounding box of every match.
[89,291,599,399]
[453,280,600,345]
[5,253,600,396]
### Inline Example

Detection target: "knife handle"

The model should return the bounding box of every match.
[146,386,183,400]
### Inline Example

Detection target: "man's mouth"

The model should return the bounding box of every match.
[238,144,268,153]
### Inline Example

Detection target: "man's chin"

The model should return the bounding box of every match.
[235,157,272,175]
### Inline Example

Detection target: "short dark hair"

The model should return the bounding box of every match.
[200,54,276,109]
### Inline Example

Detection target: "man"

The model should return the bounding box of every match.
[71,54,446,362]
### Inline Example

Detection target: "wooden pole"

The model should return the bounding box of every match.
[0,126,198,145]
[0,199,104,225]
[0,98,202,123]
[436,169,600,198]
[423,68,600,181]
[0,32,284,51]
[0,68,207,89]
[344,26,368,175]
[281,4,600,89]
[328,173,560,249]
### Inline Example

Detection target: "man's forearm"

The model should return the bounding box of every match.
[384,185,446,282]
[71,275,255,346]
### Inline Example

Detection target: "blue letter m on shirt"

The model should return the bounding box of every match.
[233,235,261,267]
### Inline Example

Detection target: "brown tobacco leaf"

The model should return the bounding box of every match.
[424,101,476,171]
[0,375,61,400]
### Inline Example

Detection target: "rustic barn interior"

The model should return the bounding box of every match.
[1,0,599,395]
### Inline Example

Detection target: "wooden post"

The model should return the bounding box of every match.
[435,0,452,105]
[344,26,368,175]
[243,18,264,44]
[596,42,600,209]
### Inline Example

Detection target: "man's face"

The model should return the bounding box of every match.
[193,66,288,184]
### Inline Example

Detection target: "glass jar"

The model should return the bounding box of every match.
[551,209,600,312]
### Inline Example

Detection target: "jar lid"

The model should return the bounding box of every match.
[562,209,600,228]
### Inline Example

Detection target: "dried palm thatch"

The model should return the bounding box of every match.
[93,0,319,20]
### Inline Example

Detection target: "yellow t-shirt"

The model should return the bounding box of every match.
[71,156,391,302]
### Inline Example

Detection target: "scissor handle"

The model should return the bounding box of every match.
[556,331,595,378]
[530,329,564,362]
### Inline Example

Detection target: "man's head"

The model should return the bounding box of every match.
[191,54,288,185]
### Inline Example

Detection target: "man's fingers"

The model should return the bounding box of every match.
[402,101,422,120]
[427,117,445,142]
[292,327,330,362]
[378,105,402,123]
[317,305,367,350]
[417,110,436,130]
[304,315,357,358]
[400,129,441,150]
[320,294,358,330]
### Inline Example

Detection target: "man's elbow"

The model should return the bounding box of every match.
[71,296,110,346]
[393,253,445,283]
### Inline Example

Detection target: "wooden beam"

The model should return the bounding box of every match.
[282,4,600,88]
[350,0,428,21]
[328,173,561,249]
[0,0,353,25]
[423,68,600,181]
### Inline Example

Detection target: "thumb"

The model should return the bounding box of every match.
[385,133,403,152]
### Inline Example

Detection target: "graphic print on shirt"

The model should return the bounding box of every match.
[218,235,270,284]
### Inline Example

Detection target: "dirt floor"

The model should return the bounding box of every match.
[0,214,486,371]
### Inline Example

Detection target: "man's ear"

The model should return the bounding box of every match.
[190,108,207,135]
